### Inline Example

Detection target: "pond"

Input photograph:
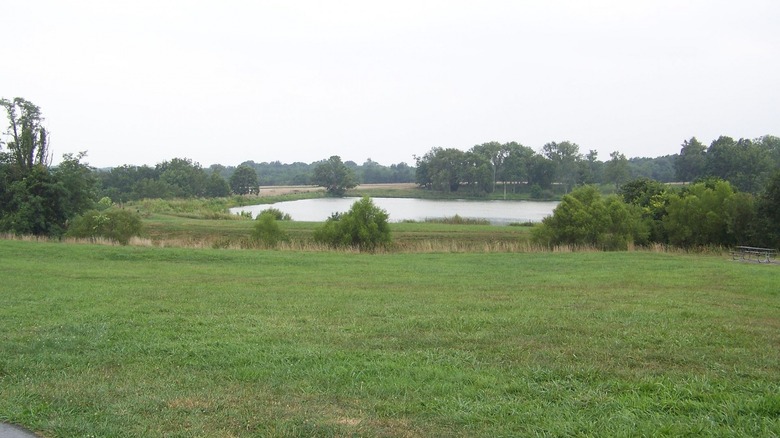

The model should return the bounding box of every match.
[231,198,559,225]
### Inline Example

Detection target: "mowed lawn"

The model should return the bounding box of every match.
[1,240,779,437]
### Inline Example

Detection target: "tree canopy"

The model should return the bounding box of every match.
[0,98,97,237]
[311,155,357,196]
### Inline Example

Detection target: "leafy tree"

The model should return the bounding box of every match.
[580,149,603,185]
[532,185,646,250]
[501,143,535,192]
[132,178,175,199]
[704,136,771,193]
[205,171,231,197]
[526,154,555,190]
[414,147,468,192]
[0,97,51,173]
[311,155,357,196]
[229,164,259,195]
[663,179,746,247]
[629,155,676,182]
[604,151,630,188]
[96,164,160,202]
[542,141,581,192]
[675,137,706,182]
[470,141,509,193]
[313,196,391,250]
[0,164,69,236]
[66,209,143,245]
[462,150,492,194]
[53,152,97,218]
[389,162,415,183]
[619,178,670,243]
[157,158,209,197]
[0,99,97,236]
[360,158,391,184]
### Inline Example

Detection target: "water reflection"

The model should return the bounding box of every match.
[231,198,558,225]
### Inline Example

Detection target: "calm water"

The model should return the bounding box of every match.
[231,198,559,225]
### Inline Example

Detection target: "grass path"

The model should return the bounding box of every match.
[1,240,779,436]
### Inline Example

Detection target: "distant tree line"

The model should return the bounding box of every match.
[414,140,672,197]
[95,158,416,202]
[415,136,778,197]
[93,134,779,202]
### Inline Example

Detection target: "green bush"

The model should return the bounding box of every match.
[251,212,288,247]
[313,196,391,251]
[532,185,646,250]
[66,209,143,245]
[259,207,292,221]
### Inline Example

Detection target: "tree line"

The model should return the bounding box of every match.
[414,137,778,197]
[3,97,779,248]
[95,157,416,202]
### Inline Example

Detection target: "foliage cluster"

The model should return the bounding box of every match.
[251,212,289,247]
[65,208,143,244]
[675,135,780,192]
[258,207,292,221]
[532,186,646,250]
[215,158,416,186]
[414,141,639,195]
[228,164,258,195]
[96,157,231,202]
[310,155,357,196]
[313,196,391,250]
[1,98,97,237]
[534,174,780,249]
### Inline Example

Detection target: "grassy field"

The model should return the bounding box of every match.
[1,239,779,437]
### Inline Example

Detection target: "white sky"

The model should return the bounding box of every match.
[3,0,779,168]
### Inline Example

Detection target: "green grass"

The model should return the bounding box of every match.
[1,240,779,436]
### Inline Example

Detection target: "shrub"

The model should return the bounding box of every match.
[313,197,391,251]
[532,185,646,250]
[66,209,143,245]
[259,207,292,221]
[251,212,289,247]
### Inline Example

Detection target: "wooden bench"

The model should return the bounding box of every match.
[731,246,777,263]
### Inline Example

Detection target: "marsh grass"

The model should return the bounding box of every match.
[1,240,779,437]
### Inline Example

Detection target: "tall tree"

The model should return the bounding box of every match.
[674,137,706,183]
[502,143,535,192]
[157,158,209,197]
[311,155,357,196]
[542,141,581,192]
[229,164,259,195]
[0,97,51,173]
[705,136,772,193]
[470,141,509,193]
[604,151,630,188]
[0,99,97,236]
[414,147,466,192]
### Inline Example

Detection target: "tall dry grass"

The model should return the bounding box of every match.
[2,233,739,256]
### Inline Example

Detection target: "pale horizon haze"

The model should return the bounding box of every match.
[3,0,779,168]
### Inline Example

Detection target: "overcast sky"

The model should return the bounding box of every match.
[3,0,779,168]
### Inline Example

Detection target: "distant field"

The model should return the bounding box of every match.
[1,240,778,436]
